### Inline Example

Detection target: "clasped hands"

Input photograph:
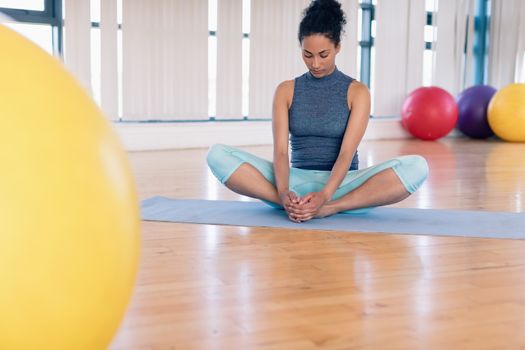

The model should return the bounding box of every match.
[279,190,329,223]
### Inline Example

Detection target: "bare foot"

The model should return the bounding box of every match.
[314,202,339,218]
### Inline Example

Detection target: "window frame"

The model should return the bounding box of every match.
[0,0,62,55]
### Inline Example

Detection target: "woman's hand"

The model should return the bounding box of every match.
[287,191,330,222]
[279,191,302,222]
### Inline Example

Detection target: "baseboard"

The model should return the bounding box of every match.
[113,119,457,151]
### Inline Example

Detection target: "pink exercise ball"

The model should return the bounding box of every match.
[401,86,459,141]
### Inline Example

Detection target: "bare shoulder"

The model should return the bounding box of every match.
[347,80,370,100]
[347,80,370,110]
[274,79,295,107]
[277,79,295,92]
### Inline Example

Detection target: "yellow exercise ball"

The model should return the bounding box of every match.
[0,25,140,349]
[487,83,525,142]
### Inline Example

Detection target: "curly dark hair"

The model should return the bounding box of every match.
[298,0,347,46]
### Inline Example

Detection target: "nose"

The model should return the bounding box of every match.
[312,56,320,69]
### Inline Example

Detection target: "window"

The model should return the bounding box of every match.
[208,0,218,118]
[208,0,250,119]
[3,22,53,54]
[90,0,101,106]
[423,0,437,86]
[242,0,250,118]
[88,0,123,117]
[0,0,44,11]
[0,0,62,55]
[358,0,375,114]
[358,0,374,89]
[473,0,489,84]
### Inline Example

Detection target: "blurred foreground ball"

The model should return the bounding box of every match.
[0,25,140,349]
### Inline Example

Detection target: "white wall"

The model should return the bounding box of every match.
[114,119,415,151]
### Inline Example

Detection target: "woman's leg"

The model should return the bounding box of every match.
[315,155,429,217]
[207,145,428,216]
[206,144,281,206]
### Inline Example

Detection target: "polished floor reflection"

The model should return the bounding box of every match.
[111,139,525,349]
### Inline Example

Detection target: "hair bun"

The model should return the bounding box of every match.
[298,0,346,45]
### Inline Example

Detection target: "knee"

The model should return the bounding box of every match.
[403,155,429,179]
[206,143,229,168]
[206,144,243,184]
[395,155,429,193]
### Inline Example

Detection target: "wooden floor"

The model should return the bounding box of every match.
[110,138,525,350]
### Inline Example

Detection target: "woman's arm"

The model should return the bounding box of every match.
[322,81,371,198]
[294,81,371,218]
[272,80,299,212]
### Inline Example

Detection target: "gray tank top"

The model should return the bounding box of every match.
[289,67,358,171]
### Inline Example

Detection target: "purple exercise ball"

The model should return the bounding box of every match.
[456,85,497,139]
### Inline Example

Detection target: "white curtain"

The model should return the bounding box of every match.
[518,2,525,83]
[433,0,474,95]
[374,0,425,116]
[249,0,309,119]
[488,0,525,87]
[63,0,91,94]
[337,0,359,78]
[463,0,476,87]
[100,0,118,120]
[122,0,208,120]
[216,0,243,119]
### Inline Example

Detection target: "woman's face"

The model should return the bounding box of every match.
[301,34,340,78]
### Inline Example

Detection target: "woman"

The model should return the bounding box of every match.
[207,0,428,223]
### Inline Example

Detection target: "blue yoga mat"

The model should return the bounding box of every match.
[141,196,525,239]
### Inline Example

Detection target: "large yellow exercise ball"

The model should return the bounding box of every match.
[487,83,525,142]
[0,25,140,349]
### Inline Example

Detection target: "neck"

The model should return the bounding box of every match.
[325,66,337,76]
[307,66,339,81]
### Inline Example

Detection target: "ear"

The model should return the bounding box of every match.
[335,44,341,54]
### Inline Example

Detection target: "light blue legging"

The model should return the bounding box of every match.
[206,144,429,214]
